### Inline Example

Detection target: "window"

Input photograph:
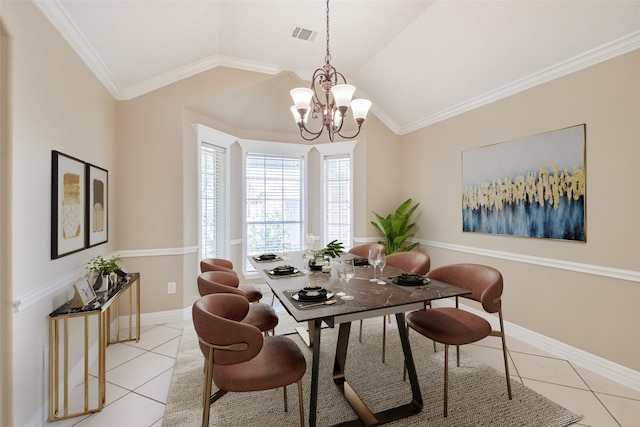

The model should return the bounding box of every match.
[317,141,357,249]
[200,143,226,259]
[323,153,351,246]
[240,140,312,274]
[197,124,233,260]
[245,153,304,257]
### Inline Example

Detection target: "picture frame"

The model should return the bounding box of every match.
[462,124,586,241]
[86,163,108,247]
[51,151,86,259]
[71,278,96,308]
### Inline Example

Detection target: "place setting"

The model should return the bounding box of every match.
[264,264,305,279]
[285,285,343,309]
[387,272,447,290]
[252,253,283,263]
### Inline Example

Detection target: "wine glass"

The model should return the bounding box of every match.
[368,248,379,282]
[376,253,386,285]
[339,259,355,300]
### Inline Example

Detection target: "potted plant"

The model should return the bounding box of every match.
[309,240,344,270]
[86,255,122,291]
[371,198,420,254]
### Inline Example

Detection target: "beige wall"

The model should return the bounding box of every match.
[2,2,117,425]
[399,50,640,370]
[1,15,13,427]
[3,1,639,425]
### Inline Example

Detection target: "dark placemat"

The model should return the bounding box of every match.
[283,289,345,309]
[252,255,284,263]
[263,268,306,279]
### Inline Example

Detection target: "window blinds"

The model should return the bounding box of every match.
[245,153,304,255]
[201,143,226,258]
[323,153,351,247]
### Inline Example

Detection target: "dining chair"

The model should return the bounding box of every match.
[347,243,385,258]
[198,271,278,336]
[200,257,235,274]
[358,249,431,362]
[405,263,512,417]
[200,260,265,303]
[384,251,431,275]
[192,294,306,427]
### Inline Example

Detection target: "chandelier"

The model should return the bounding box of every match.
[290,0,372,142]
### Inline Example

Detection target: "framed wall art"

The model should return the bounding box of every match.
[51,151,87,259]
[462,124,586,241]
[86,163,108,247]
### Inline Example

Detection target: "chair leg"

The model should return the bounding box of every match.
[498,311,513,400]
[444,344,449,417]
[202,360,213,427]
[283,385,288,412]
[456,344,460,367]
[359,319,363,343]
[297,379,305,427]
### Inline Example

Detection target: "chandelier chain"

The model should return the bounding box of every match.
[325,0,331,64]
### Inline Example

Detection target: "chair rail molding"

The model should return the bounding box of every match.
[12,246,198,313]
[421,239,640,283]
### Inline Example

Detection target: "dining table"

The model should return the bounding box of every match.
[248,251,471,427]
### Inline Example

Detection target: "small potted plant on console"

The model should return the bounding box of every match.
[86,255,123,292]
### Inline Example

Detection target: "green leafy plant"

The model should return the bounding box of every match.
[86,255,121,276]
[314,240,344,259]
[371,198,420,254]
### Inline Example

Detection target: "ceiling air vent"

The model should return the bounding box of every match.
[291,26,317,42]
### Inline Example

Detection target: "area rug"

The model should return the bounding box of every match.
[163,311,582,427]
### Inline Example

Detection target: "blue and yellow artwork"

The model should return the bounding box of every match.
[462,124,586,241]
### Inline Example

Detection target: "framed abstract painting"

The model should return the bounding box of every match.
[462,124,586,241]
[51,151,86,258]
[86,163,108,247]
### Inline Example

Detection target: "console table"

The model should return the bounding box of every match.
[48,273,140,421]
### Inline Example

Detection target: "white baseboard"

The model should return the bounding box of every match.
[432,299,640,392]
[114,307,191,330]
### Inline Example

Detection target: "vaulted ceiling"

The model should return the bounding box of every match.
[34,0,640,136]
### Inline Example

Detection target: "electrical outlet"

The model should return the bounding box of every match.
[168,282,176,294]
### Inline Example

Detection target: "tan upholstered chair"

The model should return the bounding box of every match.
[348,243,386,259]
[200,259,264,302]
[198,271,278,335]
[357,249,431,363]
[385,251,431,275]
[200,257,235,274]
[192,294,306,427]
[405,263,512,417]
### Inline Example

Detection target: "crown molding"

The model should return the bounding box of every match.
[32,0,126,99]
[121,55,281,100]
[32,1,640,132]
[396,31,640,135]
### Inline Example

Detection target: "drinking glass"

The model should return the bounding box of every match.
[368,248,379,282]
[302,249,314,274]
[339,259,355,300]
[282,241,291,258]
[377,253,386,285]
[305,234,315,251]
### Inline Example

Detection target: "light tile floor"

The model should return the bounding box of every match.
[47,316,640,427]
